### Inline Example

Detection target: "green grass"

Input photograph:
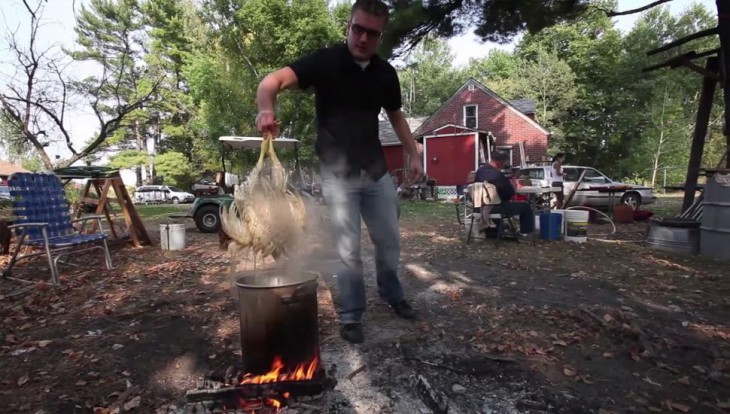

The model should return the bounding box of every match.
[399,200,457,221]
[134,204,191,220]
[648,193,683,218]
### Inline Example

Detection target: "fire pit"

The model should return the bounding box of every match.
[183,269,335,413]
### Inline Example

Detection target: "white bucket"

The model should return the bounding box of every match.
[564,210,589,243]
[160,223,186,250]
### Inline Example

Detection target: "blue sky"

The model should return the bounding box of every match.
[0,0,720,162]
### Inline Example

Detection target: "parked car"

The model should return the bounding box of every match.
[516,165,656,209]
[133,185,195,204]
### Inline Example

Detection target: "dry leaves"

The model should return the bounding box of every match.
[123,396,141,411]
[664,400,691,412]
[17,374,29,387]
[563,366,577,377]
[717,400,730,409]
[675,376,690,386]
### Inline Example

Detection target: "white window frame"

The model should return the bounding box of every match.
[463,104,478,129]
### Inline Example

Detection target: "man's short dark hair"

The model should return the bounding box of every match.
[351,0,389,21]
[492,151,510,163]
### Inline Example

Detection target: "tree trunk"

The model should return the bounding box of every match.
[650,129,664,188]
[135,120,144,150]
[33,143,54,170]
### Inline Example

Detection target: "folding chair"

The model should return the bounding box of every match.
[3,173,113,285]
[465,182,520,248]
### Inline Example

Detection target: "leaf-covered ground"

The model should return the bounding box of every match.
[1,199,729,413]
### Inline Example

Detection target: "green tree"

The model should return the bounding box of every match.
[0,0,162,169]
[619,3,720,185]
[515,1,624,173]
[510,48,577,141]
[154,151,194,187]
[141,0,197,163]
[399,37,466,116]
[383,0,591,58]
[187,0,345,172]
[109,150,148,170]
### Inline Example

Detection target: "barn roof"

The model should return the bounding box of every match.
[0,160,30,178]
[379,115,429,146]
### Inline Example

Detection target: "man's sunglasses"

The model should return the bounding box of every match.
[350,23,383,39]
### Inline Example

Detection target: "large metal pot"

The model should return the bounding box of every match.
[234,269,320,375]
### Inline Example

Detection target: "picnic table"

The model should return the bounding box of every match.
[515,186,561,213]
[589,185,631,215]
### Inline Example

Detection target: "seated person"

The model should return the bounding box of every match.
[508,175,528,202]
[473,151,534,235]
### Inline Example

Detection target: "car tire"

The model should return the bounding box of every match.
[194,205,220,233]
[171,197,180,205]
[621,192,641,210]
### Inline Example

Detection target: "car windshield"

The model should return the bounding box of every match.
[168,186,182,192]
[517,169,544,180]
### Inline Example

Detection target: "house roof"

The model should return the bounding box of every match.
[379,115,429,146]
[508,99,536,115]
[0,160,30,178]
[413,78,550,137]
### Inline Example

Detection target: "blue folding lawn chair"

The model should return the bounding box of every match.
[2,173,113,285]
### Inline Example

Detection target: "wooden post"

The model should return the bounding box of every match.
[717,0,730,168]
[682,57,718,213]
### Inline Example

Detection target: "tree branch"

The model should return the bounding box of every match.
[21,0,39,21]
[63,77,165,167]
[602,0,673,17]
[0,95,54,167]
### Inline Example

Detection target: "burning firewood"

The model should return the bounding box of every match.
[220,132,307,265]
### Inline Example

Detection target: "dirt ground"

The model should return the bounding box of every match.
[1,201,729,414]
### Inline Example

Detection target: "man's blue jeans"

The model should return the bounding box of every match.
[321,170,404,324]
[493,202,535,234]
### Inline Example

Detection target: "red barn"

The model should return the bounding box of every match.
[378,115,428,181]
[379,78,551,195]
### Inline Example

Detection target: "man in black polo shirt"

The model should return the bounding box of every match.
[474,151,535,235]
[255,0,423,344]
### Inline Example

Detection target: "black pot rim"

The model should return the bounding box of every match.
[234,270,318,289]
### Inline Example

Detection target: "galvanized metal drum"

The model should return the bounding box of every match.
[700,173,730,261]
[646,217,700,255]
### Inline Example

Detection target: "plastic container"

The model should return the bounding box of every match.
[160,223,186,250]
[613,204,635,224]
[539,212,562,241]
[564,210,589,243]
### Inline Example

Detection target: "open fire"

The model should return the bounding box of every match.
[183,270,329,413]
[185,354,332,413]
[238,356,319,385]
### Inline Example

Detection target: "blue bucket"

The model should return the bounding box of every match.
[539,213,563,241]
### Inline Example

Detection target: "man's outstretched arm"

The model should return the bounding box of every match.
[255,67,299,134]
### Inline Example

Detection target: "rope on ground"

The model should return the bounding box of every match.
[564,205,617,237]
